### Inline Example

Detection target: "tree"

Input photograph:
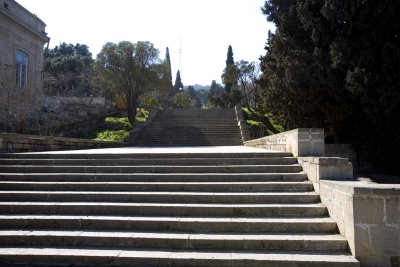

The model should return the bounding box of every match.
[186,86,202,108]
[173,70,184,93]
[222,45,238,93]
[173,92,191,108]
[95,41,164,122]
[209,80,224,97]
[236,60,260,108]
[165,47,173,87]
[260,0,400,172]
[43,43,94,96]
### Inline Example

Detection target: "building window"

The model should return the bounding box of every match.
[16,51,28,88]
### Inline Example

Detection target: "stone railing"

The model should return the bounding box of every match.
[245,128,400,266]
[245,128,325,157]
[234,105,251,143]
[320,180,400,266]
[0,133,123,153]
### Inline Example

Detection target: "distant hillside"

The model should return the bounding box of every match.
[184,84,210,91]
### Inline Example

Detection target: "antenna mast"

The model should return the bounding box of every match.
[179,37,182,80]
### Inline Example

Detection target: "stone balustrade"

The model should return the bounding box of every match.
[0,133,122,153]
[245,128,400,266]
[320,180,400,267]
[234,105,251,143]
[244,128,325,157]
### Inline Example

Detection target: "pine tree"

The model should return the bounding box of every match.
[173,70,183,93]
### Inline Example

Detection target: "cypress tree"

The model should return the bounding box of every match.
[222,45,238,93]
[173,70,183,93]
[165,47,172,85]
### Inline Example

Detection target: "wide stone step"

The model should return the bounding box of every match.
[0,152,293,159]
[0,181,311,192]
[0,173,308,182]
[0,191,320,203]
[0,230,348,251]
[0,202,327,216]
[0,164,303,173]
[0,247,360,267]
[0,215,338,232]
[135,141,244,145]
[135,141,244,146]
[0,157,298,166]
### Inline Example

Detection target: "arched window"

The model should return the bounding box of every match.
[16,51,28,88]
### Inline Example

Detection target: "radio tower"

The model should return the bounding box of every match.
[178,37,182,82]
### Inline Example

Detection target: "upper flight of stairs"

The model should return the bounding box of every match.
[0,149,359,266]
[130,109,244,146]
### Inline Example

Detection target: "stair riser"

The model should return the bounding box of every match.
[0,182,312,192]
[0,173,308,182]
[0,204,327,217]
[0,235,347,251]
[0,165,303,173]
[0,193,320,204]
[0,219,337,232]
[0,158,297,166]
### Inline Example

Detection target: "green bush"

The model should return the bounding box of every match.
[243,108,284,138]
[95,130,129,142]
[91,109,149,142]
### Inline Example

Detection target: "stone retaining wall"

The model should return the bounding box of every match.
[320,180,400,267]
[245,128,325,157]
[0,133,123,153]
[234,105,251,143]
[246,128,400,266]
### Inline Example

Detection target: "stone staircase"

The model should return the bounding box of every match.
[0,149,359,266]
[129,109,244,146]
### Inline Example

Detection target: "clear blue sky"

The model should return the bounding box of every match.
[17,0,274,86]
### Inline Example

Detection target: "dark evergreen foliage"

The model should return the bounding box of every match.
[44,43,94,96]
[260,0,400,172]
[165,47,173,87]
[222,45,238,93]
[173,70,184,93]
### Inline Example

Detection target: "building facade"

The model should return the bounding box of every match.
[0,0,49,129]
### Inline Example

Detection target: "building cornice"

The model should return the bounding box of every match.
[0,6,49,43]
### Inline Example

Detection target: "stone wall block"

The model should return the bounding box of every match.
[369,225,400,254]
[386,197,400,224]
[354,196,384,224]
[354,225,370,255]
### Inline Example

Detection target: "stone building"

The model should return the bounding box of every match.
[0,0,49,130]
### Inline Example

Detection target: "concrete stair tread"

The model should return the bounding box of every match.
[0,165,304,174]
[0,202,327,216]
[0,152,294,159]
[0,230,348,251]
[0,173,308,182]
[0,201,325,208]
[0,164,302,167]
[0,247,359,266]
[0,214,335,222]
[0,191,317,195]
[0,181,313,192]
[0,157,298,165]
[0,191,320,204]
[0,229,346,240]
